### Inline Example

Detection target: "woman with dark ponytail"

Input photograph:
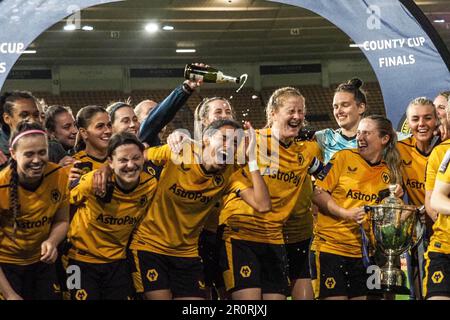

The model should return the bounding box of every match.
[0,91,41,168]
[0,121,69,300]
[314,78,409,165]
[314,78,368,164]
[66,132,157,300]
[69,105,112,183]
[44,105,78,167]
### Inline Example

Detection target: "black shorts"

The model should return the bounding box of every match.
[310,250,369,299]
[423,251,450,299]
[286,238,311,280]
[0,261,61,300]
[198,229,224,289]
[67,258,134,300]
[129,249,206,299]
[220,237,289,295]
[56,239,71,297]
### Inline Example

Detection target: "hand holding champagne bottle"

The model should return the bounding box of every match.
[184,63,248,91]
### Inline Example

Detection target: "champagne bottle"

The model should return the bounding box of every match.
[184,64,241,84]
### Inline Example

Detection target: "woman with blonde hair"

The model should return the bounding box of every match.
[219,87,323,300]
[311,115,401,300]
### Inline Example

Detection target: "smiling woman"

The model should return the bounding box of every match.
[106,101,140,137]
[44,105,78,152]
[311,114,401,300]
[68,106,112,183]
[0,91,40,159]
[314,78,367,164]
[66,132,156,300]
[219,87,323,300]
[128,119,271,300]
[0,121,69,300]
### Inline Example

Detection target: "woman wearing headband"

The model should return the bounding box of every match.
[0,121,69,300]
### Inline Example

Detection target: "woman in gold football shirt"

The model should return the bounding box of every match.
[398,97,439,220]
[311,115,401,300]
[427,149,450,299]
[284,78,369,300]
[129,119,271,300]
[219,87,322,300]
[189,97,236,300]
[425,99,450,221]
[165,96,237,300]
[425,103,450,300]
[0,122,69,300]
[397,97,440,299]
[66,132,157,300]
[69,106,113,182]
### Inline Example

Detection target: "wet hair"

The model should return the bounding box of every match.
[438,91,450,100]
[363,115,401,184]
[44,105,74,133]
[203,119,242,137]
[74,105,108,152]
[447,96,450,120]
[8,121,47,236]
[335,78,368,111]
[0,90,37,134]
[107,132,144,158]
[265,87,305,127]
[194,97,234,139]
[406,97,438,120]
[106,102,133,124]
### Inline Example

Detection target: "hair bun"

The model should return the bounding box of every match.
[347,77,363,89]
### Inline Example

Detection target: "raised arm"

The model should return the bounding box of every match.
[236,122,271,213]
[139,80,200,146]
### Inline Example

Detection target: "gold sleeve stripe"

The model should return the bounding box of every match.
[44,166,64,178]
[139,177,155,186]
[398,140,414,148]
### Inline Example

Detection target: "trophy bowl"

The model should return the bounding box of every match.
[365,204,424,294]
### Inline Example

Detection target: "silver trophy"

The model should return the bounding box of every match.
[364,186,424,294]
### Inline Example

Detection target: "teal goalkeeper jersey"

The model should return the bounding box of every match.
[315,128,410,164]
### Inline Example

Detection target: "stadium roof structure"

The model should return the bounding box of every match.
[14,0,450,67]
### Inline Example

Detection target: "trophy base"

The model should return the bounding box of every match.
[379,284,410,295]
[378,267,410,295]
[369,284,410,295]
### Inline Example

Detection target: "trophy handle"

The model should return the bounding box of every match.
[409,207,426,250]
[364,205,379,222]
